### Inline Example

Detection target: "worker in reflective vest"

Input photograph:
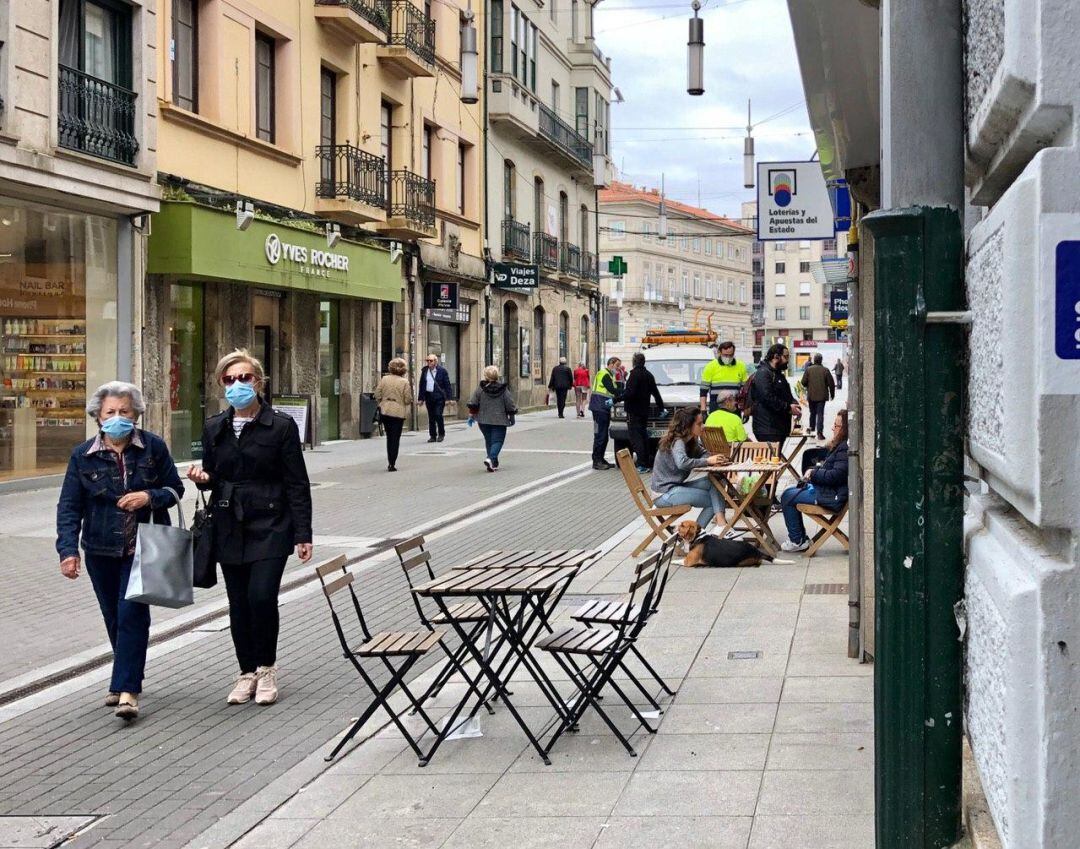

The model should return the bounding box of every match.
[589,356,622,470]
[699,340,749,414]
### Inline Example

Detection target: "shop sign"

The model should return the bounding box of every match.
[272,394,314,448]
[792,340,819,348]
[1056,241,1080,360]
[519,326,531,377]
[829,289,849,328]
[426,304,471,324]
[264,233,349,278]
[756,161,835,240]
[493,262,539,291]
[425,281,459,310]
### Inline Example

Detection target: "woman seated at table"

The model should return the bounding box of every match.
[651,408,727,527]
[780,410,848,553]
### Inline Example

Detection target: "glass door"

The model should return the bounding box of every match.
[318,300,340,442]
[167,282,205,460]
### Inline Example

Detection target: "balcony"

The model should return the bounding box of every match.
[537,103,592,171]
[376,0,435,77]
[559,242,582,279]
[582,250,599,284]
[314,144,388,224]
[502,218,531,261]
[57,65,138,166]
[374,169,436,239]
[314,0,390,44]
[534,232,559,271]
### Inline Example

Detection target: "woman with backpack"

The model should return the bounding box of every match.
[467,365,517,472]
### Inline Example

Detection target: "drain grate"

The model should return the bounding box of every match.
[727,650,762,660]
[805,583,849,595]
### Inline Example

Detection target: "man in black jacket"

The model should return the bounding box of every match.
[751,343,801,444]
[547,357,574,418]
[622,352,666,471]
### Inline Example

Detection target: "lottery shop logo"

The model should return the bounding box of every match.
[768,170,796,208]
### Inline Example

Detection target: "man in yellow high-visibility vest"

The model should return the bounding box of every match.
[699,341,749,414]
[589,356,622,469]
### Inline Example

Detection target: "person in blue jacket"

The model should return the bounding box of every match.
[417,353,454,442]
[56,381,184,720]
[780,409,848,552]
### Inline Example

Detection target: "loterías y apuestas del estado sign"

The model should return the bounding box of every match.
[264,232,349,278]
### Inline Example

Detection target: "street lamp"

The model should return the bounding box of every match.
[460,6,478,104]
[743,99,755,188]
[687,0,704,96]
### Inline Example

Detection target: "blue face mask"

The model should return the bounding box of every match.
[225,381,258,409]
[100,416,135,438]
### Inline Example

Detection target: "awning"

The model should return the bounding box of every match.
[148,201,402,301]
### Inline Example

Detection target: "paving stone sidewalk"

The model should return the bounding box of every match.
[210,512,871,849]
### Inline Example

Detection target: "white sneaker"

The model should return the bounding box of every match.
[483,458,494,472]
[781,539,810,553]
[227,672,257,705]
[255,666,278,705]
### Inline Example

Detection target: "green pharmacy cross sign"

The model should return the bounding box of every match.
[608,256,628,277]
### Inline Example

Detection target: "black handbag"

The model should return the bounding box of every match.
[192,490,217,589]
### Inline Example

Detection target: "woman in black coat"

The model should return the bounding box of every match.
[187,349,313,706]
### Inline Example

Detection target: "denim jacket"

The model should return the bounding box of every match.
[55,429,184,559]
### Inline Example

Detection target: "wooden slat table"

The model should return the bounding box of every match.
[453,549,598,570]
[708,461,783,554]
[412,563,581,765]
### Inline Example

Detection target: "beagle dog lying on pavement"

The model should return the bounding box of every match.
[675,520,779,568]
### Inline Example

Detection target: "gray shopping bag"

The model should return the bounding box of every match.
[125,487,194,608]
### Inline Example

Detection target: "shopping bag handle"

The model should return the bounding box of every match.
[146,486,186,530]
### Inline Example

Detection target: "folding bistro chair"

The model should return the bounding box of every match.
[570,534,681,700]
[701,426,732,459]
[539,550,667,758]
[394,536,492,711]
[315,555,479,766]
[616,448,692,556]
[796,502,850,557]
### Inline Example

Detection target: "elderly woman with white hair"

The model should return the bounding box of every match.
[466,365,517,472]
[56,381,184,721]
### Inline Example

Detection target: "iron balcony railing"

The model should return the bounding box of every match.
[57,65,138,166]
[388,0,435,66]
[315,144,387,209]
[388,169,435,227]
[502,218,531,260]
[537,103,592,168]
[560,242,582,277]
[315,0,391,35]
[582,250,599,282]
[534,232,559,270]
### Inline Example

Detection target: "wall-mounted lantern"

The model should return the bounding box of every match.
[460,6,479,104]
[687,1,704,96]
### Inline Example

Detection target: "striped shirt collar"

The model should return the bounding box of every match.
[87,428,145,455]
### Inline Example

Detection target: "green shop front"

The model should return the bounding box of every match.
[146,201,402,459]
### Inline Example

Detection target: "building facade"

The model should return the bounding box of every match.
[741,200,766,354]
[760,235,841,351]
[598,182,754,362]
[144,0,484,458]
[484,0,611,405]
[0,0,161,481]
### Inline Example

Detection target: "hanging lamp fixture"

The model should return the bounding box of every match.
[460,5,479,104]
[687,0,704,96]
[743,99,755,188]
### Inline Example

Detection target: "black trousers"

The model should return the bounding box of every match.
[808,400,827,435]
[627,413,651,467]
[554,388,569,416]
[753,427,788,446]
[382,415,404,466]
[221,556,289,672]
[425,398,446,438]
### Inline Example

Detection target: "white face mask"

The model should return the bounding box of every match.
[720,355,734,365]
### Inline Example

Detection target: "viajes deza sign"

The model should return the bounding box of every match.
[264,232,350,279]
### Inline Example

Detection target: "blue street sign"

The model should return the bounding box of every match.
[1056,241,1080,359]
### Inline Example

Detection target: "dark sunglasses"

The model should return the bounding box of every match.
[222,373,256,386]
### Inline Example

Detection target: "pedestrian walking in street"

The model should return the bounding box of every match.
[573,361,590,417]
[56,382,184,721]
[417,353,452,443]
[833,359,845,389]
[547,357,574,418]
[186,350,313,707]
[651,408,726,527]
[699,340,749,414]
[467,365,517,472]
[780,410,849,552]
[623,352,666,472]
[589,356,623,470]
[704,390,748,442]
[374,358,412,472]
[750,343,801,445]
[800,353,836,439]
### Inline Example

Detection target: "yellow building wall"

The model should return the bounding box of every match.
[155,0,483,257]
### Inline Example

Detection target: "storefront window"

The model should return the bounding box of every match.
[0,198,118,479]
[168,282,204,460]
[428,322,460,398]
[318,300,340,442]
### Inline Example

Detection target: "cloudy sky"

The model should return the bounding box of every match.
[594,0,812,221]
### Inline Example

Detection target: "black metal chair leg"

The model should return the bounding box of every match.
[627,642,676,696]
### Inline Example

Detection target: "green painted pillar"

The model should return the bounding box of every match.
[863,207,965,849]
